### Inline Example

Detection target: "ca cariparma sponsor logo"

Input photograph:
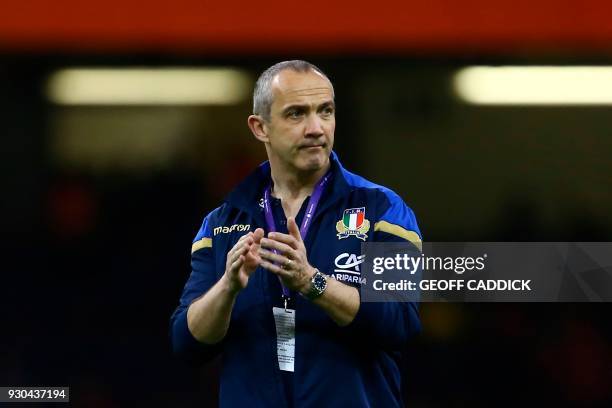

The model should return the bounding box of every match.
[332,253,366,284]
[336,207,370,241]
[214,224,251,236]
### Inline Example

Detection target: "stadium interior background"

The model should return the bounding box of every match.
[1,1,611,406]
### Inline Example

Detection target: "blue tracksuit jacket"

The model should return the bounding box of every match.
[170,152,422,407]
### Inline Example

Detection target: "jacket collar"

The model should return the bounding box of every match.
[224,151,351,216]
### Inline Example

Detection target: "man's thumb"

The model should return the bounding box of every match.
[253,228,264,243]
[287,218,302,241]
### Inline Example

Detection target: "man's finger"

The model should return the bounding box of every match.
[230,244,249,264]
[244,251,260,266]
[260,260,291,278]
[267,232,299,250]
[233,232,252,245]
[231,254,245,272]
[258,248,291,265]
[252,228,265,244]
[226,243,238,261]
[287,218,303,243]
[228,235,252,260]
[238,234,254,247]
[260,237,295,256]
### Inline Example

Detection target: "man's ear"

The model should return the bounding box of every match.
[247,115,269,143]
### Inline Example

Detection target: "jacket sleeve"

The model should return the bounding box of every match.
[346,190,422,349]
[169,209,224,364]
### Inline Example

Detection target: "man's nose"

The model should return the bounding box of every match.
[304,113,325,137]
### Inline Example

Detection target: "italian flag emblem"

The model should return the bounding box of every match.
[343,208,365,230]
[336,207,370,241]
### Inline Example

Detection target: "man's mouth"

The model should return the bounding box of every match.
[300,144,325,150]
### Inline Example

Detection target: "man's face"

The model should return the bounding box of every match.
[264,69,335,173]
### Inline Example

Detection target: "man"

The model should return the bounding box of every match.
[170,60,422,407]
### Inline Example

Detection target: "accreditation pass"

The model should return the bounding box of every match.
[272,307,295,372]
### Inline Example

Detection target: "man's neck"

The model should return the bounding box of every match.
[269,159,330,203]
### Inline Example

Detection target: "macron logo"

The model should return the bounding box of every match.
[214,224,251,236]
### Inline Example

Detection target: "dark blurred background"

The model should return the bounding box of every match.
[1,1,611,406]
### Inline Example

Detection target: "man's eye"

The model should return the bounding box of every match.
[321,107,334,116]
[288,110,302,119]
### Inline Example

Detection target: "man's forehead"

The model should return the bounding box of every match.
[271,70,333,99]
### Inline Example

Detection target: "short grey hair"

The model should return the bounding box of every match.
[253,60,334,121]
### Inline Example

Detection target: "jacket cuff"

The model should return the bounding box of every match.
[170,309,223,364]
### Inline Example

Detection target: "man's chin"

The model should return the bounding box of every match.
[290,147,330,171]
[298,155,328,173]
